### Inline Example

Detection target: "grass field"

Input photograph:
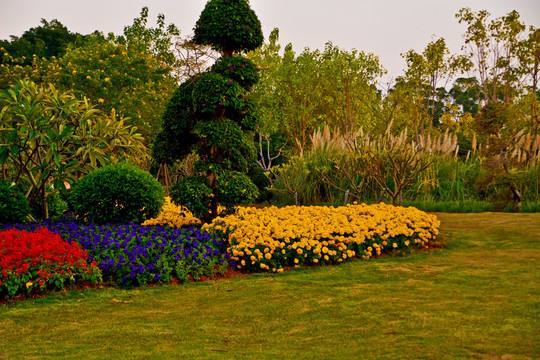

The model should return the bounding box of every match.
[1,212,539,359]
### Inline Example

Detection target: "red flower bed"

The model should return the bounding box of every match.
[0,227,101,299]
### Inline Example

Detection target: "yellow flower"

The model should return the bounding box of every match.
[105,77,110,82]
[26,281,33,288]
[98,98,104,103]
[265,253,271,259]
[393,243,398,248]
[294,258,299,264]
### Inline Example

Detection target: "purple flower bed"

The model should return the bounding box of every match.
[5,217,231,287]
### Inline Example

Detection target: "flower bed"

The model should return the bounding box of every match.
[0,227,102,299]
[203,203,440,273]
[7,218,230,288]
[142,197,201,228]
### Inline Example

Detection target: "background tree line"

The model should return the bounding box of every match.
[1,6,539,217]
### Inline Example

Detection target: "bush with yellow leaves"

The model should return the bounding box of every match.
[142,197,201,228]
[203,203,440,273]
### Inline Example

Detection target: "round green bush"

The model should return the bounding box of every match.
[69,163,164,224]
[216,171,259,210]
[0,180,31,225]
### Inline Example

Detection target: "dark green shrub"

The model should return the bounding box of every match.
[216,171,259,212]
[248,165,272,202]
[31,188,68,220]
[0,180,31,224]
[170,176,212,219]
[69,163,164,224]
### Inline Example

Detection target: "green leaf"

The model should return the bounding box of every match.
[53,145,60,166]
[0,147,9,164]
[53,178,66,191]
[9,145,19,157]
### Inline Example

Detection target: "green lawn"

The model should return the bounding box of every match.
[1,213,539,359]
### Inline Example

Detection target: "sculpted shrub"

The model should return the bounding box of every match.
[70,163,164,224]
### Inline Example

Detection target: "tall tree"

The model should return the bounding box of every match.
[400,37,465,139]
[456,8,526,105]
[248,29,384,154]
[0,19,85,65]
[515,26,540,136]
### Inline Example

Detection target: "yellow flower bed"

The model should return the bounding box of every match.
[142,197,201,228]
[203,203,440,273]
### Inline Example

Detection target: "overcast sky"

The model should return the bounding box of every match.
[1,0,539,85]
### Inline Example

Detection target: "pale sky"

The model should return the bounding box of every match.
[1,0,539,85]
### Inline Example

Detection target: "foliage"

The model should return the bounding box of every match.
[247,164,272,202]
[69,163,164,225]
[170,176,213,220]
[0,227,102,300]
[142,197,201,228]
[456,8,526,105]
[370,132,433,206]
[117,6,180,68]
[0,80,147,219]
[55,37,176,142]
[211,56,260,90]
[193,0,263,57]
[396,37,467,140]
[474,102,525,211]
[31,186,67,220]
[0,10,179,143]
[0,180,30,225]
[248,30,384,153]
[7,218,229,288]
[204,203,440,273]
[215,171,259,213]
[269,157,310,205]
[0,19,85,66]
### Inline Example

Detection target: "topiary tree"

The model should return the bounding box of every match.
[153,0,263,222]
[69,163,164,224]
[192,0,263,58]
